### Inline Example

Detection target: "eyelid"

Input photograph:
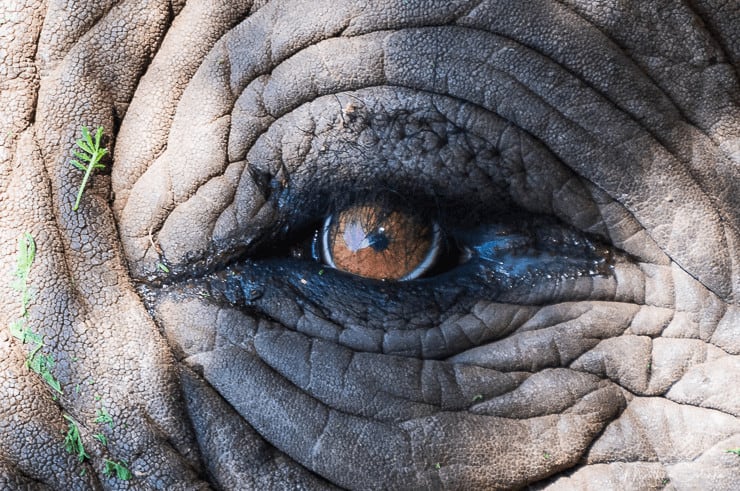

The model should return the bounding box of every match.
[139,86,623,283]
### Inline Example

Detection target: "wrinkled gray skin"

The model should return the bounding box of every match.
[1,1,739,489]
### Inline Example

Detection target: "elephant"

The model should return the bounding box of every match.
[1,0,739,489]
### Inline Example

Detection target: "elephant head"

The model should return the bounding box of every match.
[1,1,738,489]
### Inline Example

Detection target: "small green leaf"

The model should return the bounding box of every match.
[81,126,93,146]
[95,407,114,428]
[41,369,63,394]
[103,459,132,481]
[63,415,89,462]
[76,138,92,154]
[9,319,26,340]
[472,394,483,402]
[26,347,42,369]
[726,448,740,456]
[13,232,36,311]
[156,262,170,273]
[16,233,36,276]
[94,126,103,147]
[93,433,108,446]
[26,332,41,346]
[24,330,43,345]
[70,126,108,211]
[70,160,86,171]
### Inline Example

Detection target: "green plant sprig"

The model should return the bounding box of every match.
[63,415,90,462]
[9,233,63,394]
[70,126,108,211]
[9,234,39,345]
[95,407,114,428]
[10,233,126,478]
[103,459,132,480]
[12,232,35,314]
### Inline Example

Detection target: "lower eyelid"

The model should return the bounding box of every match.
[185,239,628,360]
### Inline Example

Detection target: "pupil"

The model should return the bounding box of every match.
[367,231,390,252]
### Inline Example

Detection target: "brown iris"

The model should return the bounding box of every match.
[322,204,439,280]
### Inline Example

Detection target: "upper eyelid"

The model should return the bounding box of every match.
[128,84,632,283]
[120,32,672,282]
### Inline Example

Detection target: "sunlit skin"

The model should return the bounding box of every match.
[326,205,433,280]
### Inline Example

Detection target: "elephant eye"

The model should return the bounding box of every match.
[320,203,442,281]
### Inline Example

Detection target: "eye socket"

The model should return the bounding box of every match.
[320,203,442,281]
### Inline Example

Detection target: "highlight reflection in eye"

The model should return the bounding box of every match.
[320,204,441,281]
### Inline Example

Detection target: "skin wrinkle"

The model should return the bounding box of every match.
[214,345,411,487]
[7,1,209,486]
[169,81,608,274]
[2,1,738,489]
[420,80,724,304]
[185,31,608,248]
[686,0,740,71]
[581,0,735,149]
[308,402,332,470]
[258,326,508,419]
[587,0,739,139]
[588,397,740,464]
[0,2,45,175]
[36,1,118,71]
[550,0,713,141]
[456,3,740,288]
[477,372,600,421]
[112,1,255,211]
[155,23,632,274]
[383,26,724,235]
[556,0,740,246]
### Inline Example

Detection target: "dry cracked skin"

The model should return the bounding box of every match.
[1,1,739,489]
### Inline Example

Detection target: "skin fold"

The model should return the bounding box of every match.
[1,1,738,489]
